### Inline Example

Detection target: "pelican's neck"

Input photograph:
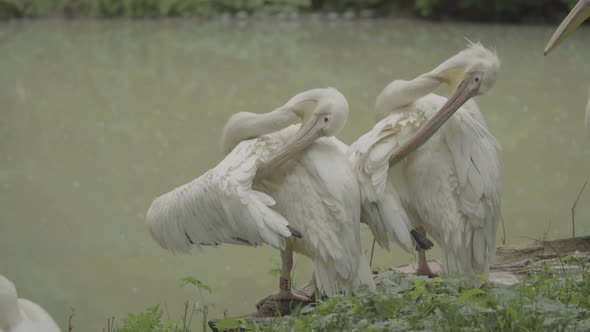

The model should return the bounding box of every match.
[221,109,299,155]
[375,73,442,120]
[375,50,471,121]
[0,277,22,330]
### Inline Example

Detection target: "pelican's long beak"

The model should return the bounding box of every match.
[544,0,590,56]
[256,113,325,179]
[389,73,480,165]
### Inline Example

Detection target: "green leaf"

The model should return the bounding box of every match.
[413,278,426,287]
[430,277,444,284]
[214,317,245,330]
[457,288,487,303]
[180,276,212,293]
[409,287,429,297]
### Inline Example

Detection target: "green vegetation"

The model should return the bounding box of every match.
[0,0,581,21]
[274,263,590,331]
[102,256,590,332]
[99,277,215,332]
[114,306,182,332]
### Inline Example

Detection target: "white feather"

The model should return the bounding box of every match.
[372,94,501,274]
[0,275,61,332]
[148,123,375,296]
[354,43,502,275]
[267,127,376,296]
[147,136,293,252]
[348,113,424,253]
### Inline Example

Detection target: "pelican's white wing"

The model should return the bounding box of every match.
[349,112,425,202]
[348,112,425,252]
[147,137,295,252]
[441,100,501,272]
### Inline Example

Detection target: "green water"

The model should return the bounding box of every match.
[1,19,589,330]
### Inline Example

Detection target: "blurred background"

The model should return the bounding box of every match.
[0,0,583,21]
[1,0,589,330]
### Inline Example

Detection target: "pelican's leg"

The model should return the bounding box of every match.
[416,250,435,276]
[414,227,442,277]
[255,248,312,310]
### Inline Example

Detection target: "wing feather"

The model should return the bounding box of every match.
[349,112,425,202]
[297,138,372,294]
[348,112,425,253]
[443,103,501,271]
[146,138,294,252]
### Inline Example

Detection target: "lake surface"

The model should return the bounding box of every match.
[1,18,589,330]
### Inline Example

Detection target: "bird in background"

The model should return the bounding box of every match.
[0,275,61,332]
[147,88,375,308]
[349,42,501,276]
[544,0,590,136]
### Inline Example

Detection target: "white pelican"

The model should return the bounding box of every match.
[349,43,501,276]
[147,88,375,306]
[544,0,590,134]
[0,275,61,332]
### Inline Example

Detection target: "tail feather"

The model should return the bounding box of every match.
[314,260,348,297]
[313,254,375,298]
[353,254,376,292]
[287,225,303,239]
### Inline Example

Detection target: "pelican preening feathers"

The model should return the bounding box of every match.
[148,88,378,304]
[148,42,502,306]
[3,8,589,326]
[148,45,500,291]
[351,42,501,276]
[0,275,61,332]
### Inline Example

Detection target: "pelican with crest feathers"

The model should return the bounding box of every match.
[0,275,61,332]
[147,88,375,305]
[544,0,590,135]
[349,43,501,276]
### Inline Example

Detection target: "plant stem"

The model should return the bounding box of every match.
[369,238,377,268]
[571,181,587,239]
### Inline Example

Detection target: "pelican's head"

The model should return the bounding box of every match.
[435,42,500,97]
[287,87,349,137]
[544,0,590,56]
[426,43,499,134]
[256,88,349,177]
[390,43,501,163]
[221,88,348,155]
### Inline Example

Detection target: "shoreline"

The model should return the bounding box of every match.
[0,2,576,24]
[209,236,590,331]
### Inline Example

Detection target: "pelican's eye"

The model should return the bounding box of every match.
[324,117,329,122]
